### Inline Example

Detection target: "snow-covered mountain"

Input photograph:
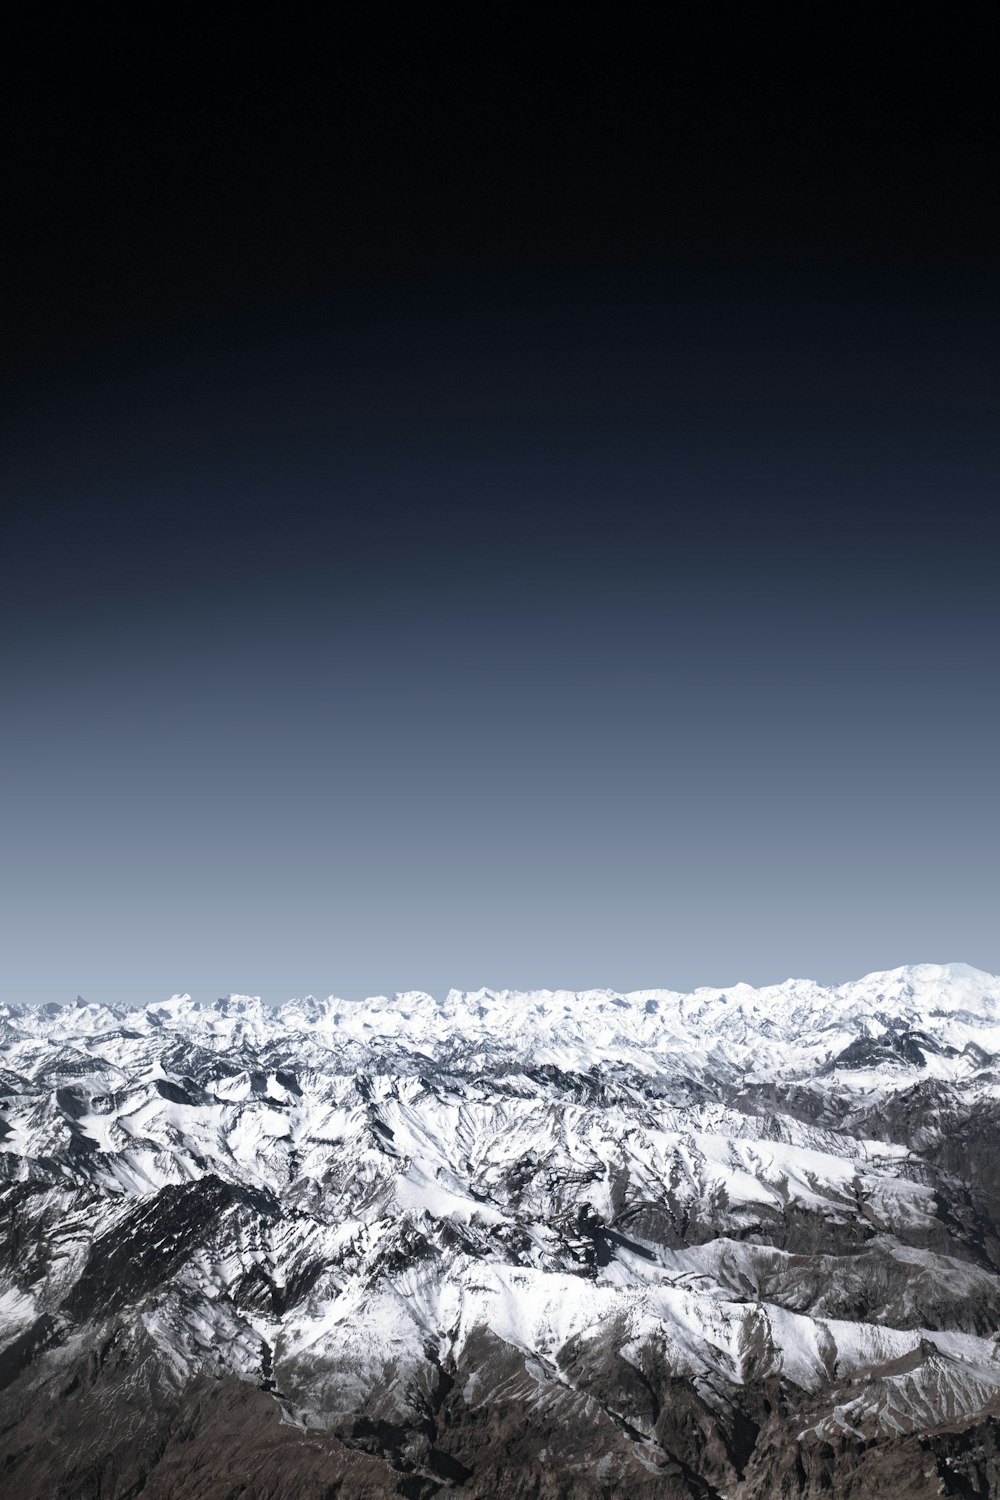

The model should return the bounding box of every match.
[3,964,1000,1497]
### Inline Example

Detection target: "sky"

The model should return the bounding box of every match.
[2,22,998,1006]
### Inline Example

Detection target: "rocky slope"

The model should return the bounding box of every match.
[2,962,1000,1497]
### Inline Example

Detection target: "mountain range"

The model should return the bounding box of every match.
[3,962,1000,1497]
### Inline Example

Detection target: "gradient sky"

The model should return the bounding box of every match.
[2,23,998,1005]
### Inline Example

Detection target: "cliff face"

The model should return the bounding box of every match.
[3,964,1000,1497]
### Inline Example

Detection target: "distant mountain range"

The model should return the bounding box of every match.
[3,963,1000,1497]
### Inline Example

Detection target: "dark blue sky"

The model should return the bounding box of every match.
[2,22,998,1004]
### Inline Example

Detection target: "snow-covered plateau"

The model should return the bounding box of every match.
[3,963,1000,1497]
